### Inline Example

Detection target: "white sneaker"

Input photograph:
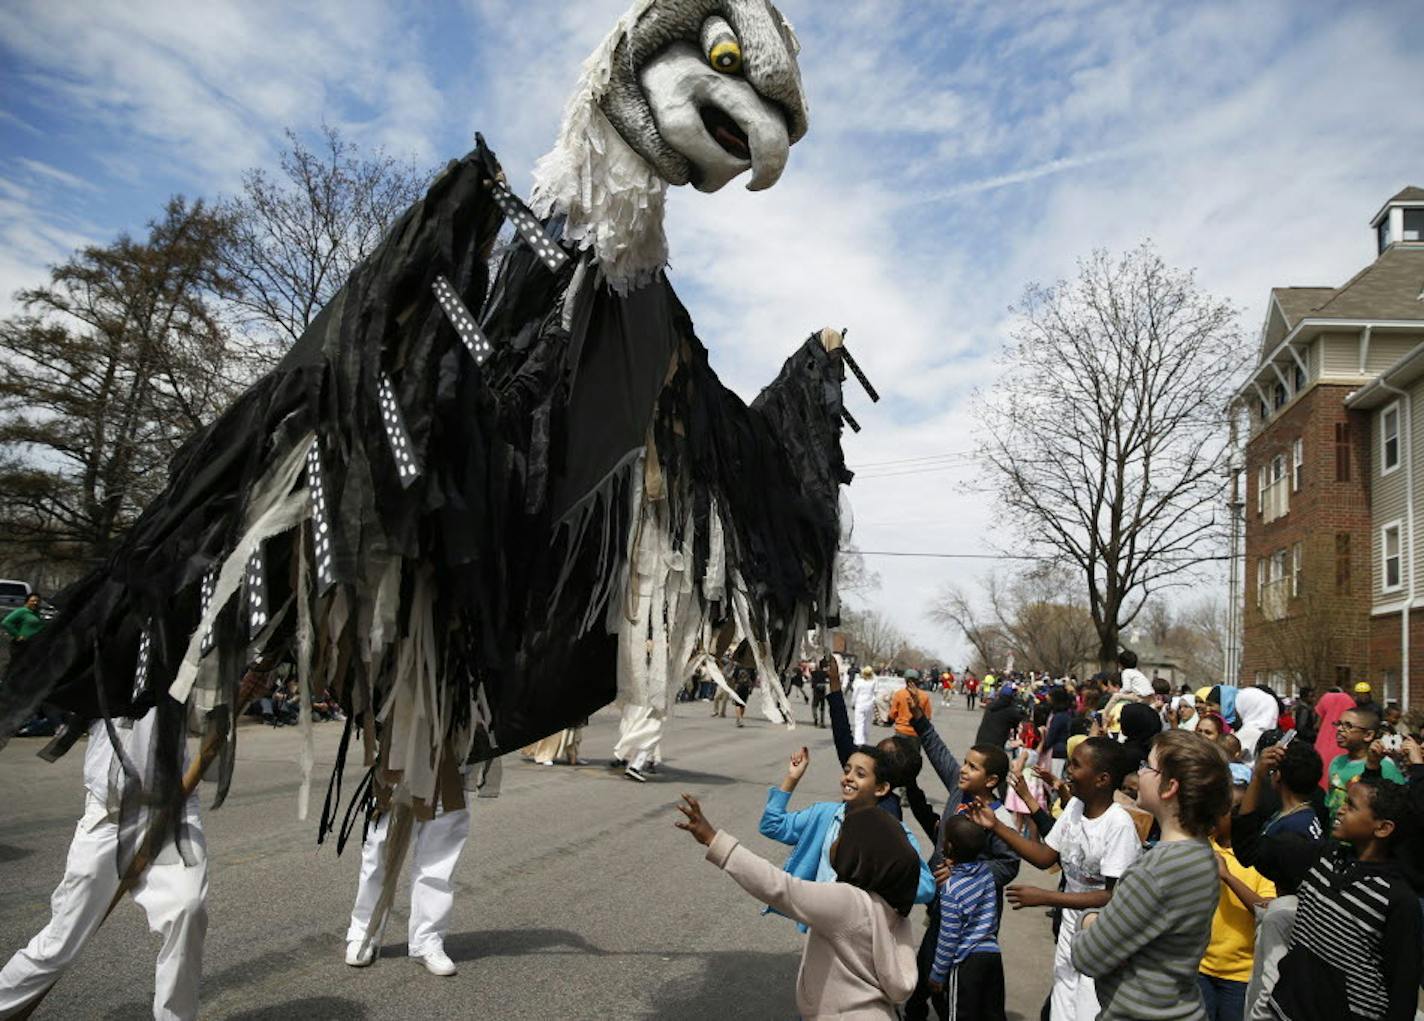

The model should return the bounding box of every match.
[345,940,376,967]
[414,947,457,976]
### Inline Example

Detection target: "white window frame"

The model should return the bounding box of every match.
[1257,466,1265,515]
[1256,558,1265,607]
[1382,520,1404,593]
[1381,402,1401,476]
[1292,437,1303,491]
[1291,542,1302,597]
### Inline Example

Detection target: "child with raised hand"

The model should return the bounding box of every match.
[968,736,1141,1020]
[678,794,919,1019]
[902,692,1021,1021]
[928,817,1005,1021]
[758,744,935,931]
[825,656,922,820]
[1070,730,1230,1020]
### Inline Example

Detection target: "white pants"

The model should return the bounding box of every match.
[346,806,470,957]
[613,705,664,770]
[851,701,874,746]
[1050,907,1098,1021]
[0,797,208,1021]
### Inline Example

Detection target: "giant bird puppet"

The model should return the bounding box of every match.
[0,0,869,879]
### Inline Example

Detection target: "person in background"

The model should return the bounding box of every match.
[809,658,830,728]
[964,672,980,711]
[1116,650,1153,701]
[851,666,878,746]
[1291,687,1318,745]
[2,592,45,651]
[1350,681,1382,719]
[1325,706,1403,822]
[888,671,932,739]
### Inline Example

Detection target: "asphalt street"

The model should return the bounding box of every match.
[0,693,1056,1020]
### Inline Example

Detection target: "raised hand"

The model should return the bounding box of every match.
[788,746,810,782]
[964,796,1000,832]
[1254,744,1285,777]
[675,793,716,846]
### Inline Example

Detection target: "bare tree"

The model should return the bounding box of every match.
[835,544,881,598]
[838,607,910,668]
[931,565,1095,677]
[221,124,427,363]
[977,244,1248,669]
[0,199,240,569]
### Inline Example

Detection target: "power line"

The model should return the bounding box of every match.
[845,548,1233,563]
[848,450,974,470]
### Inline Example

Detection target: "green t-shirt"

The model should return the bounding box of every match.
[1325,752,1405,819]
[1,606,44,641]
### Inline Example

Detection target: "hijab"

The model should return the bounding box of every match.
[830,805,921,917]
[1312,691,1355,790]
[1234,687,1281,762]
[1216,685,1239,729]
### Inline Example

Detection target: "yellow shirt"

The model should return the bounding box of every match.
[1199,841,1276,982]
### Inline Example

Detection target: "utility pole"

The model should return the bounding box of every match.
[1224,404,1245,685]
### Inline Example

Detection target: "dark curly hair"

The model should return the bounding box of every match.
[876,735,923,787]
[1150,730,1231,838]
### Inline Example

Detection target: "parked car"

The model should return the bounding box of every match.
[0,579,32,612]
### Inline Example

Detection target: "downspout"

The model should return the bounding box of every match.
[1380,376,1412,708]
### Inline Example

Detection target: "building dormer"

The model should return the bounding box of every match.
[1372,186,1424,255]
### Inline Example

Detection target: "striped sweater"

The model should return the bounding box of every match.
[930,859,999,983]
[1267,846,1420,1021]
[1070,838,1220,1021]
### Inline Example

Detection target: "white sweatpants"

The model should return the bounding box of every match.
[1245,894,1297,1021]
[346,806,470,957]
[851,701,874,746]
[613,705,664,770]
[1050,908,1098,1021]
[0,798,208,1021]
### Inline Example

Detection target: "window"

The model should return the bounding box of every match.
[1335,422,1351,481]
[1335,665,1352,687]
[1335,532,1351,594]
[1292,437,1303,491]
[1270,453,1286,484]
[1271,549,1287,584]
[1382,403,1401,474]
[1382,521,1403,592]
[1378,219,1392,254]
[1259,399,1268,423]
[1405,209,1424,243]
[1257,466,1265,515]
[1273,382,1287,410]
[1256,558,1265,607]
[1293,362,1305,392]
[1291,542,1302,597]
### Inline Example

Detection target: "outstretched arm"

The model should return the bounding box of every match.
[827,659,854,766]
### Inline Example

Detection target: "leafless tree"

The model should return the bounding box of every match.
[0,199,240,570]
[931,565,1096,677]
[977,243,1248,670]
[838,607,910,668]
[928,584,1010,674]
[220,124,427,364]
[836,544,881,598]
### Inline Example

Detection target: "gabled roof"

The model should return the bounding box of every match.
[1369,185,1424,226]
[1272,287,1336,329]
[1308,246,1424,321]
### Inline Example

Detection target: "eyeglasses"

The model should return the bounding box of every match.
[1335,722,1366,732]
[1139,763,1161,777]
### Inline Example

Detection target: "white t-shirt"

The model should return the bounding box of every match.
[1119,668,1153,699]
[1045,798,1142,894]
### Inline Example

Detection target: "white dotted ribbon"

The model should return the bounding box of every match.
[489,182,568,272]
[306,444,337,593]
[377,372,422,487]
[432,276,493,365]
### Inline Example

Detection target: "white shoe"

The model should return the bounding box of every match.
[537,759,555,766]
[414,947,457,976]
[345,940,376,967]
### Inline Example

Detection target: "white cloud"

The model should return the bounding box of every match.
[2,0,1420,669]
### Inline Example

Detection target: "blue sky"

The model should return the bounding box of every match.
[3,0,1423,661]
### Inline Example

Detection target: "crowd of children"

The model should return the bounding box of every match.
[675,658,1423,1020]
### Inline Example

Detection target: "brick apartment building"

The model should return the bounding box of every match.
[1238,187,1424,709]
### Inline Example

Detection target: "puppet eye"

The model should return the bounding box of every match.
[702,16,742,75]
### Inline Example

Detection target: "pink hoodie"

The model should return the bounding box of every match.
[1312,691,1355,790]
